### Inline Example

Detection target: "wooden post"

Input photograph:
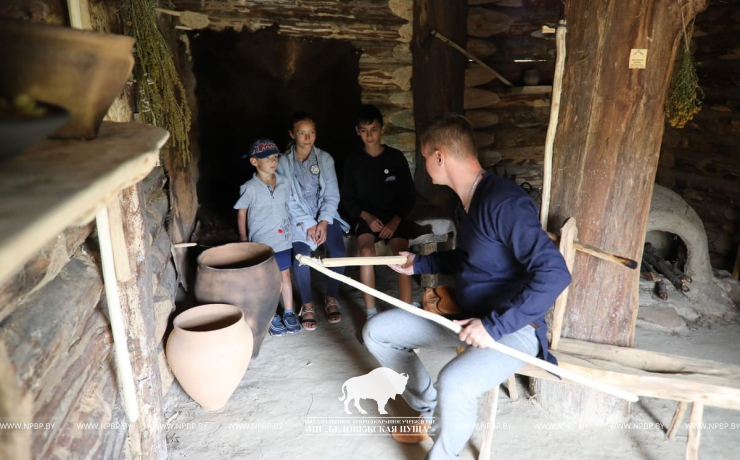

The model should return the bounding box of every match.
[550,218,577,351]
[478,385,500,460]
[412,0,466,211]
[539,20,567,229]
[686,402,704,460]
[537,0,708,424]
[667,401,688,440]
[117,185,168,460]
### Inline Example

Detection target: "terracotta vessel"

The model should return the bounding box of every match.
[195,243,281,358]
[0,19,135,139]
[166,304,253,411]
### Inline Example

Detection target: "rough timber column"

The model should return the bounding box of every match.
[535,0,707,423]
[412,0,467,209]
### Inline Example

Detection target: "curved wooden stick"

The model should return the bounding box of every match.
[296,255,639,402]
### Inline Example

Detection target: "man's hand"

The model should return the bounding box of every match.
[454,318,495,349]
[314,220,329,246]
[239,235,249,242]
[361,211,384,233]
[379,216,400,240]
[389,251,415,275]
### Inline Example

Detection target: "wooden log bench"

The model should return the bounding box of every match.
[475,218,740,460]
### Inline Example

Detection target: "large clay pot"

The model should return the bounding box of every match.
[195,243,281,358]
[0,19,135,139]
[166,304,253,411]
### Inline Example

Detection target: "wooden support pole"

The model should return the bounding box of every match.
[686,402,704,460]
[667,401,688,440]
[539,20,567,229]
[478,385,500,460]
[297,255,639,402]
[95,206,139,423]
[106,196,132,282]
[547,231,638,270]
[430,29,514,87]
[550,218,577,350]
[506,375,519,401]
[319,255,407,268]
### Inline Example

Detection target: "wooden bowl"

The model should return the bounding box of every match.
[0,19,135,139]
[0,102,70,162]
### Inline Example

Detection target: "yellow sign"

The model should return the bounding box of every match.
[629,49,648,69]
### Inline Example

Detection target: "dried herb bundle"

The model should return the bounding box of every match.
[129,0,191,162]
[665,19,703,129]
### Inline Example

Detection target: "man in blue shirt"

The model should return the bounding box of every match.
[362,113,571,460]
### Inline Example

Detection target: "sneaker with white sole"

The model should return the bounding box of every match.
[268,314,287,337]
[282,311,301,333]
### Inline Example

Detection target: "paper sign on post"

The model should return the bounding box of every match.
[629,49,648,69]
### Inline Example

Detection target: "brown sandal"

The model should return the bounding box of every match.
[325,298,342,324]
[299,304,317,331]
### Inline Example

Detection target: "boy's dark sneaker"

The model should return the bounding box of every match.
[268,314,288,337]
[282,311,301,333]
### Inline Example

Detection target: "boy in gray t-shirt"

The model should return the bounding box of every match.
[234,139,300,336]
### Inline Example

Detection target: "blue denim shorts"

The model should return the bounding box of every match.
[274,248,292,271]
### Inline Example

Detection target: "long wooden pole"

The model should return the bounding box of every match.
[430,29,514,87]
[96,207,139,422]
[296,255,638,402]
[540,20,567,230]
[319,256,407,268]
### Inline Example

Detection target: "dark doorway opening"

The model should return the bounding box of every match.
[190,26,363,239]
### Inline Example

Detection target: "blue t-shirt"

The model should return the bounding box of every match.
[233,173,292,252]
[414,173,571,364]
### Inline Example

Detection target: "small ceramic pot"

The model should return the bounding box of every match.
[166,304,253,411]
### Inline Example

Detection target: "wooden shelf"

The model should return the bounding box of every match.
[0,121,169,286]
[508,85,553,95]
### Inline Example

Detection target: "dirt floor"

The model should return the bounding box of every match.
[163,265,740,460]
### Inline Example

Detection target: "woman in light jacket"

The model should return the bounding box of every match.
[278,111,349,331]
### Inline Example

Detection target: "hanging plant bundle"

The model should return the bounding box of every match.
[129,0,192,162]
[665,25,703,129]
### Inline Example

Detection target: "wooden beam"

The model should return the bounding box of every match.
[431,29,514,87]
[478,385,500,460]
[686,402,704,460]
[667,401,688,440]
[521,338,740,411]
[550,218,576,350]
[540,20,566,229]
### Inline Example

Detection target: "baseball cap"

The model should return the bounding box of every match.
[246,139,281,159]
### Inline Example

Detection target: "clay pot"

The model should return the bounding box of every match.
[0,19,135,139]
[195,243,282,358]
[523,69,540,86]
[166,304,253,411]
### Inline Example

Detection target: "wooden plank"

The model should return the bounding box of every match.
[0,343,31,460]
[667,401,688,440]
[550,217,576,350]
[478,385,500,460]
[0,122,168,287]
[686,403,704,460]
[520,338,740,411]
[509,85,553,94]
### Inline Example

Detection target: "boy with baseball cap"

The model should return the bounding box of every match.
[235,139,300,336]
